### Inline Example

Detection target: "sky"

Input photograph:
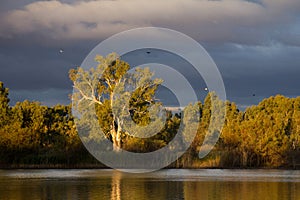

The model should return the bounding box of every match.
[0,0,300,109]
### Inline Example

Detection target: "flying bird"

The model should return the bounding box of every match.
[59,49,64,53]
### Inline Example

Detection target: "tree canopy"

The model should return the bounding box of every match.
[0,55,300,169]
[70,53,165,152]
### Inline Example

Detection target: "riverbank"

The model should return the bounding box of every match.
[1,164,299,170]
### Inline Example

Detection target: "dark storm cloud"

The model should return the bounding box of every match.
[206,43,300,108]
[8,88,71,106]
[0,37,97,105]
[0,0,300,107]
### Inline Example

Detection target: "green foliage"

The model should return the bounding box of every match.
[70,53,164,151]
[1,60,300,169]
[0,82,10,128]
[218,95,300,168]
[0,87,85,166]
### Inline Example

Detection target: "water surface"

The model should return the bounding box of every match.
[0,169,299,200]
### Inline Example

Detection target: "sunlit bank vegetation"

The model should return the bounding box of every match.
[1,81,300,168]
[1,56,300,169]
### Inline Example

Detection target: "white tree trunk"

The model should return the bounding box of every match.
[111,129,121,152]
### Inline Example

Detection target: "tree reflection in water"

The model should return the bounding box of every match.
[0,170,299,200]
[111,171,122,200]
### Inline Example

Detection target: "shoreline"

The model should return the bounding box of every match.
[0,164,299,170]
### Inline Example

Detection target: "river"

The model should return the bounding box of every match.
[0,169,299,199]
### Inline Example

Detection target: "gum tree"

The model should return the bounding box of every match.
[69,53,163,151]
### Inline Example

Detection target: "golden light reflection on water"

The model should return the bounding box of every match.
[0,169,299,200]
[111,171,121,200]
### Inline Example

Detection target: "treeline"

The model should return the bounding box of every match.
[0,81,299,168]
[0,82,100,168]
[184,94,300,169]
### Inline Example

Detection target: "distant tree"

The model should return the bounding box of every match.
[10,100,46,150]
[0,82,10,128]
[289,97,300,167]
[219,101,242,167]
